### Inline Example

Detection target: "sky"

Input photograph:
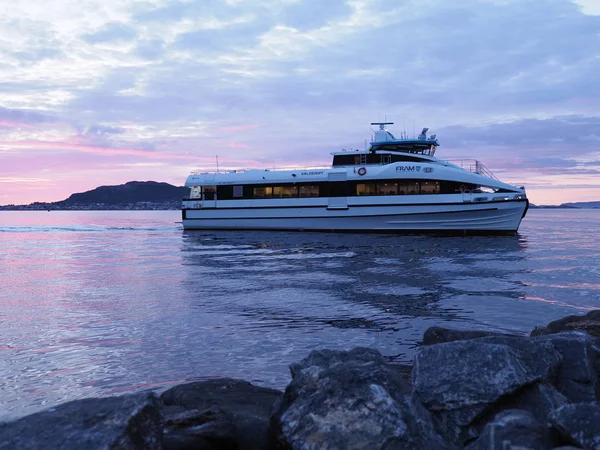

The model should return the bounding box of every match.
[1,0,599,206]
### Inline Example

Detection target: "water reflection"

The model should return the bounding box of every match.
[179,232,532,353]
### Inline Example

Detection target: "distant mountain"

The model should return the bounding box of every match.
[560,201,600,209]
[530,201,600,209]
[56,181,188,206]
[0,181,189,210]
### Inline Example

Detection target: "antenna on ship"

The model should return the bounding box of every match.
[216,155,220,173]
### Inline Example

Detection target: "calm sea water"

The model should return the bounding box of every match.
[1,209,599,420]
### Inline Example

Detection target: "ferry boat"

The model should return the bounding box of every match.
[181,122,528,234]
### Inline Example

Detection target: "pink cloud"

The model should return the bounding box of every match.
[0,120,34,129]
[226,140,251,149]
[0,139,164,158]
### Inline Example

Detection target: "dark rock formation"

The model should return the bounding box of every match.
[536,332,599,403]
[422,326,516,345]
[531,310,600,339]
[270,347,450,449]
[549,403,600,449]
[160,378,281,450]
[0,392,162,450]
[465,409,555,450]
[413,334,562,444]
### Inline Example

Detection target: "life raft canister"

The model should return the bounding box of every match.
[358,167,367,176]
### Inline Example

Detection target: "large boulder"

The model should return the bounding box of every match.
[414,336,561,415]
[531,310,600,339]
[535,332,599,403]
[271,347,450,450]
[549,402,600,449]
[465,409,556,450]
[0,392,162,450]
[160,378,281,450]
[532,311,600,401]
[422,327,517,346]
[413,335,562,444]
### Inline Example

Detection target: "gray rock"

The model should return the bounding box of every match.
[389,363,413,384]
[422,326,517,346]
[413,335,562,444]
[499,382,568,425]
[271,347,450,450]
[0,391,162,450]
[414,337,561,415]
[465,409,553,450]
[160,378,281,450]
[161,407,236,450]
[536,332,599,403]
[549,403,600,450]
[531,310,600,339]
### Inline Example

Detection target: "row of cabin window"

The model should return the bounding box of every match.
[199,180,477,200]
[331,153,428,166]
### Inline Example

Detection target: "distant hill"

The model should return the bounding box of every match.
[530,201,600,209]
[0,181,189,210]
[55,181,188,206]
[560,201,600,209]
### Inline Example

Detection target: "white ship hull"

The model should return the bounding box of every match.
[182,198,528,234]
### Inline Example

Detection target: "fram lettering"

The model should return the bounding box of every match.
[396,166,421,172]
[300,171,324,175]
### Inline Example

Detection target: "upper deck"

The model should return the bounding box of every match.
[331,122,439,166]
[369,122,438,154]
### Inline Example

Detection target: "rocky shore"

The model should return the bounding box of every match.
[1,311,599,450]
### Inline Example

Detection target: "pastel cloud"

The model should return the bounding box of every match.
[0,0,599,205]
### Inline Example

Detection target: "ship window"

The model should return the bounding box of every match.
[356,183,377,196]
[233,185,243,198]
[204,186,216,200]
[420,181,440,194]
[299,185,319,197]
[277,186,298,198]
[254,187,273,198]
[377,182,397,195]
[398,182,419,195]
[191,186,202,199]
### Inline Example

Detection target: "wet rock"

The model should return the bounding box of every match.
[451,382,567,444]
[389,363,413,384]
[0,392,162,450]
[161,407,236,450]
[535,332,599,403]
[413,335,561,444]
[549,403,600,450]
[422,326,516,346]
[271,347,450,450]
[414,336,561,415]
[531,310,600,339]
[160,378,281,450]
[465,409,554,450]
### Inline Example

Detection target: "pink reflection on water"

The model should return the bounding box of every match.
[518,295,598,311]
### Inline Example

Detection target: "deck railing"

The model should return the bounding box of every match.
[191,160,499,180]
[443,159,498,180]
[191,165,330,175]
